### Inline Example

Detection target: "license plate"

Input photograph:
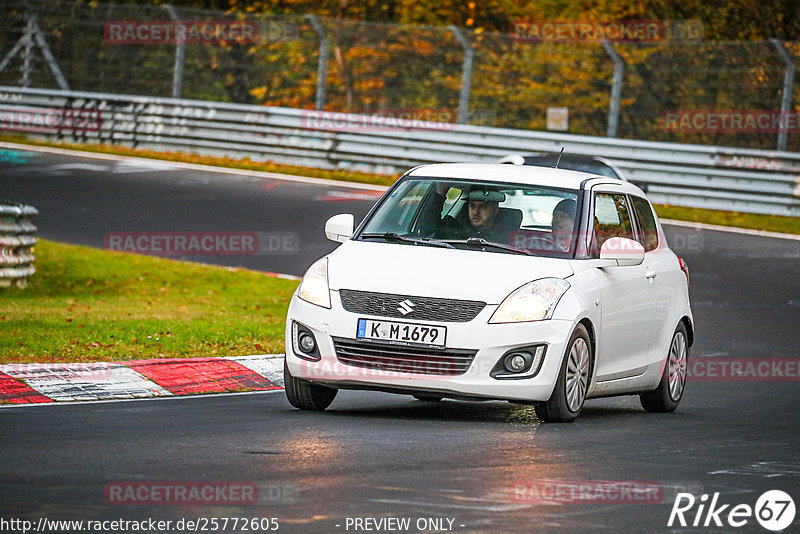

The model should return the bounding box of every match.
[356,318,446,348]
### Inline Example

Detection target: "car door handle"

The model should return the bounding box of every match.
[645,270,657,279]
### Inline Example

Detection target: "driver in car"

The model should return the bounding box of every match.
[419,184,512,243]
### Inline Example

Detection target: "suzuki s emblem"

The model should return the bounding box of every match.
[397,299,416,316]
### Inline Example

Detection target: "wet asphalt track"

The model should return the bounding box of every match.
[1,145,799,533]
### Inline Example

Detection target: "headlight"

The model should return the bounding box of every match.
[298,258,331,308]
[489,278,570,323]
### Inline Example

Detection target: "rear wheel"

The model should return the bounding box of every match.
[284,360,337,410]
[534,324,592,423]
[413,395,444,402]
[641,323,688,413]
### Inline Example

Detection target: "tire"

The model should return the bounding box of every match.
[413,395,444,402]
[641,322,689,413]
[534,324,592,423]
[284,360,337,410]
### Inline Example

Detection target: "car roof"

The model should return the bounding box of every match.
[524,154,602,164]
[406,163,644,195]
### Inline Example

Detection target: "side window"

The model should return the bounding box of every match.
[592,193,633,251]
[631,196,659,252]
[373,181,430,233]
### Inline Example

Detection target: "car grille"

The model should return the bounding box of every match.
[338,289,486,323]
[332,338,477,376]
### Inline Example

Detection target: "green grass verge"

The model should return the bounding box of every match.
[2,135,798,234]
[653,204,800,235]
[0,239,298,364]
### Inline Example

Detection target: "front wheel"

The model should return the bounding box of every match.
[640,323,689,413]
[534,324,592,423]
[284,360,337,410]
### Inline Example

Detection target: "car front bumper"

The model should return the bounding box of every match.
[285,290,576,402]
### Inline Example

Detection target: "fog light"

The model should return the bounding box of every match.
[291,321,320,361]
[504,352,530,373]
[491,345,547,379]
[298,333,316,353]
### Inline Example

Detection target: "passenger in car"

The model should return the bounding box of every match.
[509,199,576,253]
[551,199,577,252]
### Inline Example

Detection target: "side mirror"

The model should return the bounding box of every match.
[325,213,354,243]
[600,237,645,266]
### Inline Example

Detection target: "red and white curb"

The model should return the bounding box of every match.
[0,355,285,405]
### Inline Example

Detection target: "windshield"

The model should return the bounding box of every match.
[358,177,581,257]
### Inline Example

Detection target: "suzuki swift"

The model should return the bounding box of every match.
[284,163,693,422]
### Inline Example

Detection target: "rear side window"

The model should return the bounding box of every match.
[592,193,633,252]
[631,196,659,252]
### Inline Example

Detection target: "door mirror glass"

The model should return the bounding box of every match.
[325,213,354,243]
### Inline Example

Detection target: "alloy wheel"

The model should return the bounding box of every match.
[565,337,590,412]
[668,331,688,401]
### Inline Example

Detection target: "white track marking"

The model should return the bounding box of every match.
[230,355,285,387]
[0,141,388,191]
[0,388,284,410]
[112,160,180,173]
[48,163,109,172]
[661,219,800,241]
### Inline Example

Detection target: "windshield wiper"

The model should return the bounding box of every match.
[443,237,533,255]
[359,232,454,248]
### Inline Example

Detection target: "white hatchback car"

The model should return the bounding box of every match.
[284,163,693,422]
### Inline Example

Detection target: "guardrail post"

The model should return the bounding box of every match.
[0,202,38,289]
[306,15,328,111]
[20,18,34,87]
[4,0,69,89]
[163,5,185,99]
[771,39,795,152]
[450,26,473,125]
[602,41,624,138]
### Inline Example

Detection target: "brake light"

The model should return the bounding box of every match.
[678,256,689,286]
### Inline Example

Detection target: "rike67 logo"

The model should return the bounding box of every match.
[668,490,796,531]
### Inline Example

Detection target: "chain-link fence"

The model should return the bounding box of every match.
[1,0,798,152]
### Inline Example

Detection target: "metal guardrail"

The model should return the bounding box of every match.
[1,85,799,217]
[0,201,37,288]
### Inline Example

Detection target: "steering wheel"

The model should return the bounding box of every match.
[529,233,559,252]
[431,215,471,239]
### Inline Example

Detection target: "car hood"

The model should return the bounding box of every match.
[326,240,573,304]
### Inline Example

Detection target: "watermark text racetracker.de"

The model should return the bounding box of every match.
[687,358,800,381]
[509,480,703,504]
[0,362,114,381]
[662,110,800,133]
[0,106,102,133]
[103,20,298,44]
[104,231,298,256]
[509,19,703,42]
[104,481,296,506]
[300,109,457,132]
